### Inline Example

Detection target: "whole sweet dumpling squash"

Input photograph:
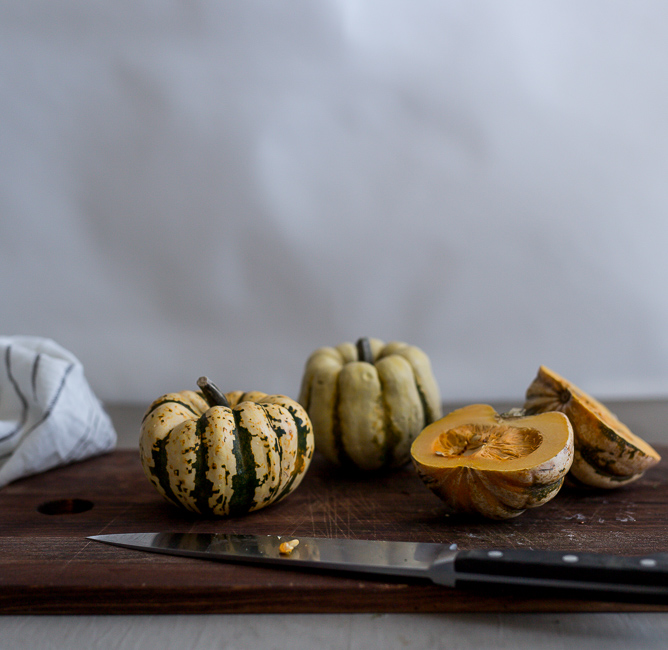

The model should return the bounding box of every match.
[298,337,441,471]
[139,377,315,516]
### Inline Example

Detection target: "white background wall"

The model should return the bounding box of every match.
[2,1,668,406]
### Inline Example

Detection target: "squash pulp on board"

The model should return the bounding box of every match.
[411,404,574,519]
[524,365,661,489]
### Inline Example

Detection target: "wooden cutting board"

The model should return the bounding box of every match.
[1,448,667,614]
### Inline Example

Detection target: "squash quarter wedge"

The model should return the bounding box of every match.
[524,365,661,489]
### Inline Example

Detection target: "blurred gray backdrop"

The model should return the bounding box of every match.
[2,1,668,405]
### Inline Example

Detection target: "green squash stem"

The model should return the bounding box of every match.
[356,337,374,364]
[197,376,230,408]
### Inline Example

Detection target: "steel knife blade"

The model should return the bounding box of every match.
[87,532,668,603]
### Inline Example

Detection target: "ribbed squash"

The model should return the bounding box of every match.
[139,378,315,517]
[298,337,442,471]
[524,366,661,489]
[411,404,574,519]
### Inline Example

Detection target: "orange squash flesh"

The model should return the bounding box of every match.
[411,404,574,520]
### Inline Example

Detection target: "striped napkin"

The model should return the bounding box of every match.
[0,336,117,488]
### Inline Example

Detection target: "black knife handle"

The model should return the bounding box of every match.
[428,548,668,601]
[455,548,668,586]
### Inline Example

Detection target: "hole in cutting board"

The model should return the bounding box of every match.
[37,498,94,515]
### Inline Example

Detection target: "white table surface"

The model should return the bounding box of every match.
[4,399,668,650]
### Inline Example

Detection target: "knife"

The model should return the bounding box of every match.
[88,532,668,603]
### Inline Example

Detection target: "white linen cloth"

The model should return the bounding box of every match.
[0,336,116,488]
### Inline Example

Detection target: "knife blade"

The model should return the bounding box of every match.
[87,532,668,603]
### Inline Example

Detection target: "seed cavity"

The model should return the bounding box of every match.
[434,424,542,461]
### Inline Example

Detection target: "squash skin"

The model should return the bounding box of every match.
[524,366,661,489]
[298,338,442,471]
[410,404,574,520]
[139,389,314,516]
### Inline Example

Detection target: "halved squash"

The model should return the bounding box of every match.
[410,404,574,519]
[524,365,661,489]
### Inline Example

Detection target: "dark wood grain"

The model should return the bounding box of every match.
[1,449,667,614]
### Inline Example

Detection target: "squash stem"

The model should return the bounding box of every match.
[356,337,374,364]
[197,376,230,408]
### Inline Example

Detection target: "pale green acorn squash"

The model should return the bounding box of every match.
[298,337,442,471]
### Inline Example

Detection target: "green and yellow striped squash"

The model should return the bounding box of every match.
[139,379,315,517]
[298,337,442,471]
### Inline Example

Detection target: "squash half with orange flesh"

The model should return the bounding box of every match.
[524,366,661,489]
[411,404,574,520]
